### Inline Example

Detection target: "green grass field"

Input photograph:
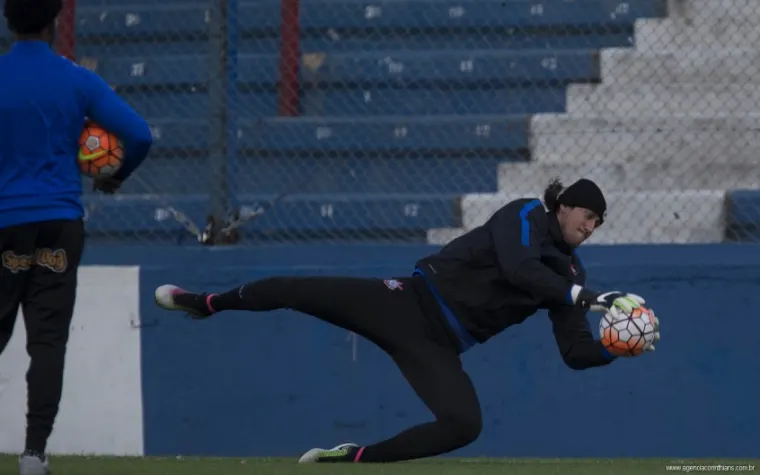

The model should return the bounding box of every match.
[1,456,757,475]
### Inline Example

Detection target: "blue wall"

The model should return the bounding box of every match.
[83,244,760,458]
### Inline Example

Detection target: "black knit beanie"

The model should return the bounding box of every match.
[556,178,607,225]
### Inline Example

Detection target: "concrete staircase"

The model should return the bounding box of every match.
[429,0,760,245]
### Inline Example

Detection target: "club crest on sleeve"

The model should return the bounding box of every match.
[383,279,404,291]
[570,264,578,276]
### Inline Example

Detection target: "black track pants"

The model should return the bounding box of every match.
[0,219,85,454]
[211,276,483,462]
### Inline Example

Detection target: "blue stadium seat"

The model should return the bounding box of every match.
[67,0,660,58]
[120,91,279,118]
[293,33,636,53]
[3,0,652,54]
[725,190,760,241]
[301,87,567,116]
[75,5,214,38]
[113,157,212,195]
[1,0,671,244]
[120,88,563,118]
[92,54,279,87]
[76,32,634,57]
[118,155,510,194]
[77,41,210,57]
[145,115,528,154]
[73,0,665,38]
[77,0,202,5]
[297,49,599,84]
[94,50,598,88]
[286,0,665,30]
[81,192,462,240]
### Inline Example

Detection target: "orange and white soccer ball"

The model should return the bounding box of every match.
[78,122,124,177]
[600,306,658,357]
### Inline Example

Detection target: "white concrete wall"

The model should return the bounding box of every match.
[0,266,144,456]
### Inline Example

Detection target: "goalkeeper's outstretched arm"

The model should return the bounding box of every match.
[549,305,617,370]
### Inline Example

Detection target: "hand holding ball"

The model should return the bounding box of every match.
[600,306,660,357]
[78,121,124,178]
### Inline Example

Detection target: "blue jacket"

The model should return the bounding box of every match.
[0,40,152,229]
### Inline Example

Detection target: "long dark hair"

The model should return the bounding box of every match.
[543,177,564,211]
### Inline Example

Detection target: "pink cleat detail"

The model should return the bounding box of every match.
[206,294,217,313]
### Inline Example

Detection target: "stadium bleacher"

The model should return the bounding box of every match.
[3,0,758,244]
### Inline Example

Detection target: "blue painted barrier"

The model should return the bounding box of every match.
[79,243,760,458]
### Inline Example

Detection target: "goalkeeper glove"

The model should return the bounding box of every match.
[574,287,646,314]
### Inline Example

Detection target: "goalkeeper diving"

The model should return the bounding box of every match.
[155,177,660,463]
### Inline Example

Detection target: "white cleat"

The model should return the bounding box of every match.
[154,284,213,319]
[154,284,184,310]
[297,442,359,463]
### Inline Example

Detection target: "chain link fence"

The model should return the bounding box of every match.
[3,0,759,245]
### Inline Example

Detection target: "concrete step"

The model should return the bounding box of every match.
[529,114,760,164]
[599,48,760,86]
[667,0,760,24]
[497,160,760,195]
[566,83,760,116]
[634,18,760,53]
[426,227,467,245]
[438,190,728,245]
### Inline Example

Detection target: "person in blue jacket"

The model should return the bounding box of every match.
[0,0,152,473]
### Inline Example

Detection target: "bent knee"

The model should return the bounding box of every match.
[441,411,482,447]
